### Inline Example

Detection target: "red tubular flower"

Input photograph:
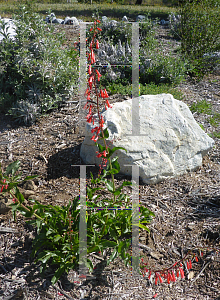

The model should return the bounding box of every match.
[171,271,176,282]
[179,267,185,279]
[97,152,102,158]
[96,69,102,81]
[148,270,151,280]
[106,99,112,108]
[1,179,7,192]
[88,65,92,75]
[91,135,98,142]
[89,27,93,32]
[153,294,158,299]
[155,276,158,285]
[96,40,99,49]
[97,27,102,31]
[97,20,101,23]
[83,101,89,110]
[87,116,93,123]
[159,274,163,283]
[195,256,199,262]
[201,252,203,257]
[189,260,192,269]
[176,270,179,278]
[104,88,109,98]
[87,92,91,101]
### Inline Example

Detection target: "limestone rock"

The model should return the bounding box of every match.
[80,94,214,184]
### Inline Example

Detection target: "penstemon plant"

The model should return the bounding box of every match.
[0,19,155,284]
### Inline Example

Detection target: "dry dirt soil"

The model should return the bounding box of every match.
[0,24,219,300]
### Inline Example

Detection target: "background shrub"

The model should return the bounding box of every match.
[0,5,79,125]
[179,0,220,77]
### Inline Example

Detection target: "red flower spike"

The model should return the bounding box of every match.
[167,276,170,284]
[159,274,163,283]
[179,267,185,279]
[101,89,104,98]
[153,293,158,298]
[195,256,199,262]
[155,276,158,285]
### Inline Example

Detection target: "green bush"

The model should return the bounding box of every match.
[179,0,220,77]
[0,6,79,125]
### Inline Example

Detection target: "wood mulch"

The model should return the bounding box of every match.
[0,24,219,300]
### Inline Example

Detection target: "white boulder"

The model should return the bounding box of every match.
[64,17,79,25]
[80,94,214,184]
[136,15,146,22]
[0,18,17,42]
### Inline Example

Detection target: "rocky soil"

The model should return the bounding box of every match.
[0,24,219,300]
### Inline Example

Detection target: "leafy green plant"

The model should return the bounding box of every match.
[0,5,79,124]
[0,19,155,285]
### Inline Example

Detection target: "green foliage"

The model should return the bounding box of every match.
[179,0,220,77]
[190,100,220,129]
[190,99,212,114]
[211,131,220,138]
[2,158,154,284]
[0,6,78,124]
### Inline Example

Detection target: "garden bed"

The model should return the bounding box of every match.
[0,24,220,300]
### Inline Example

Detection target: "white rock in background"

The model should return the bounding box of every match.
[136,15,146,22]
[80,94,214,184]
[64,17,79,25]
[0,18,17,41]
[122,16,128,22]
[101,16,108,23]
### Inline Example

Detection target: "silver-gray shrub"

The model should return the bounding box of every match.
[0,6,78,125]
